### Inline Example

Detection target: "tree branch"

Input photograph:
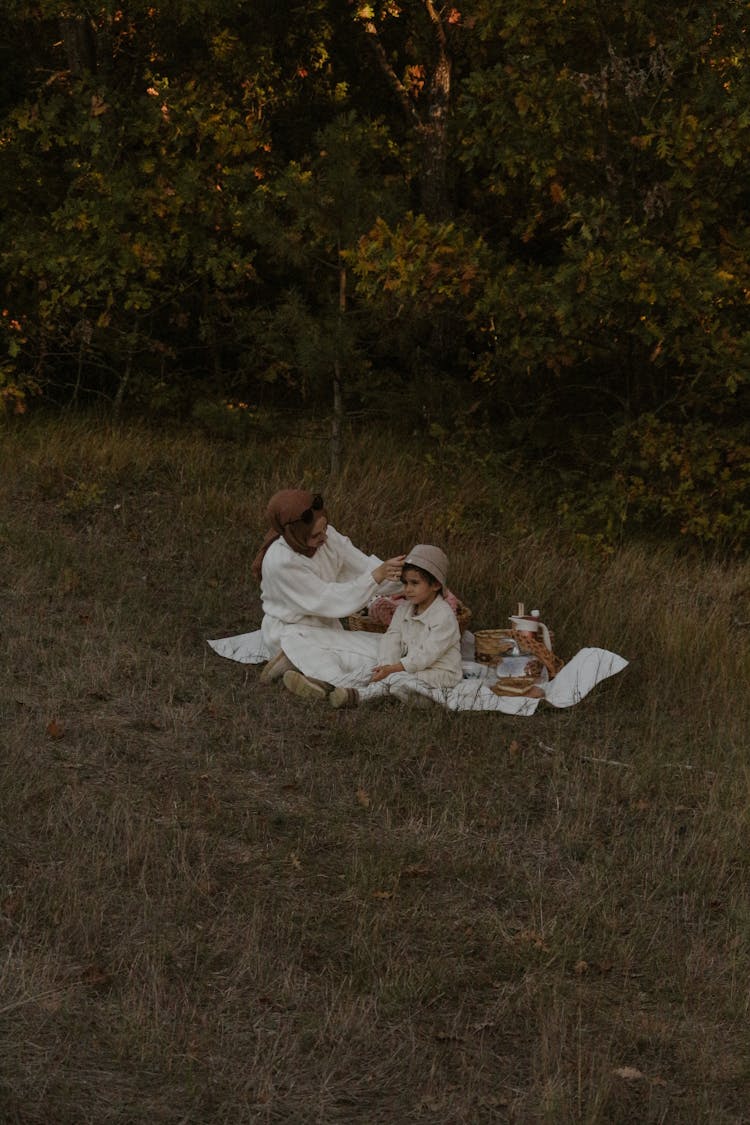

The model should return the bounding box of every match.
[361,19,422,129]
[423,0,448,51]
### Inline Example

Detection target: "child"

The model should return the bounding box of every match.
[328,544,463,708]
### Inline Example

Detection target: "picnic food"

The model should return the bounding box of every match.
[490,676,540,696]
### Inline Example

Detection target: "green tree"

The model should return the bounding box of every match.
[245,112,406,472]
[0,0,340,410]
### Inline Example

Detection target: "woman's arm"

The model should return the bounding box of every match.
[264,549,380,619]
[327,526,403,594]
[325,526,380,576]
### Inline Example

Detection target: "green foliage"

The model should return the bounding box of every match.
[0,0,748,546]
[558,417,750,552]
[240,113,406,399]
[191,397,264,439]
[1,66,263,407]
[60,478,105,515]
[350,212,488,311]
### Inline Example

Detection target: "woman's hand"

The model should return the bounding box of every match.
[370,662,404,683]
[372,555,406,584]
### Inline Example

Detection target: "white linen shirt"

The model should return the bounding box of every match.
[377,596,462,687]
[260,525,382,655]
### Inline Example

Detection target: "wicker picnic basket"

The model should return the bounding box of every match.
[473,628,515,664]
[347,600,472,635]
[347,612,388,634]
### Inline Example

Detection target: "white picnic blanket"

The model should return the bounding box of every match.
[207,627,628,715]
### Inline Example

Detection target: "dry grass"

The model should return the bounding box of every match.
[1,415,749,1124]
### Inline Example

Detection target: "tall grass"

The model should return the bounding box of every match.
[1,414,749,1123]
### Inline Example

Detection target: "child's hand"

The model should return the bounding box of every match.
[370,663,403,683]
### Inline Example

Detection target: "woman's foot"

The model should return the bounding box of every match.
[259,650,295,684]
[282,670,329,702]
[329,687,359,709]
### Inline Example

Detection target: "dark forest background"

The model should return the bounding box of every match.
[1,0,748,547]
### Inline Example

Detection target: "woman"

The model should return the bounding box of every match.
[208,488,404,679]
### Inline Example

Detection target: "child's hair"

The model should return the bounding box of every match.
[401,562,444,594]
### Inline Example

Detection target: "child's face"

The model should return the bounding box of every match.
[401,567,440,613]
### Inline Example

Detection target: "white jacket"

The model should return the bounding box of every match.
[378,596,462,687]
[260,525,382,655]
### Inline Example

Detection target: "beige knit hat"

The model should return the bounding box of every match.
[403,544,449,587]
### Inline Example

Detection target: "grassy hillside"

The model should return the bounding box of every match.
[1,416,749,1123]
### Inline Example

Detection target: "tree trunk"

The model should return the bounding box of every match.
[330,258,346,479]
[113,334,134,418]
[59,16,97,76]
[418,6,453,221]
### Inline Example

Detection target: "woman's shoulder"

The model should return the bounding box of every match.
[263,536,310,575]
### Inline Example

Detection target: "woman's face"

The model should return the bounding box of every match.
[307,513,328,549]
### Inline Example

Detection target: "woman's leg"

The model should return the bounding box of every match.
[259,649,296,683]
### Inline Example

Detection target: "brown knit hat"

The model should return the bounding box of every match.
[403,545,449,587]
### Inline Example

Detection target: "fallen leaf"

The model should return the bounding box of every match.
[37,991,64,1013]
[356,787,370,808]
[227,846,255,865]
[80,965,112,988]
[514,929,550,952]
[371,889,393,900]
[613,1066,645,1081]
[59,568,80,594]
[508,739,520,757]
[46,719,65,740]
[574,959,589,975]
[1,894,21,917]
[402,864,431,878]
